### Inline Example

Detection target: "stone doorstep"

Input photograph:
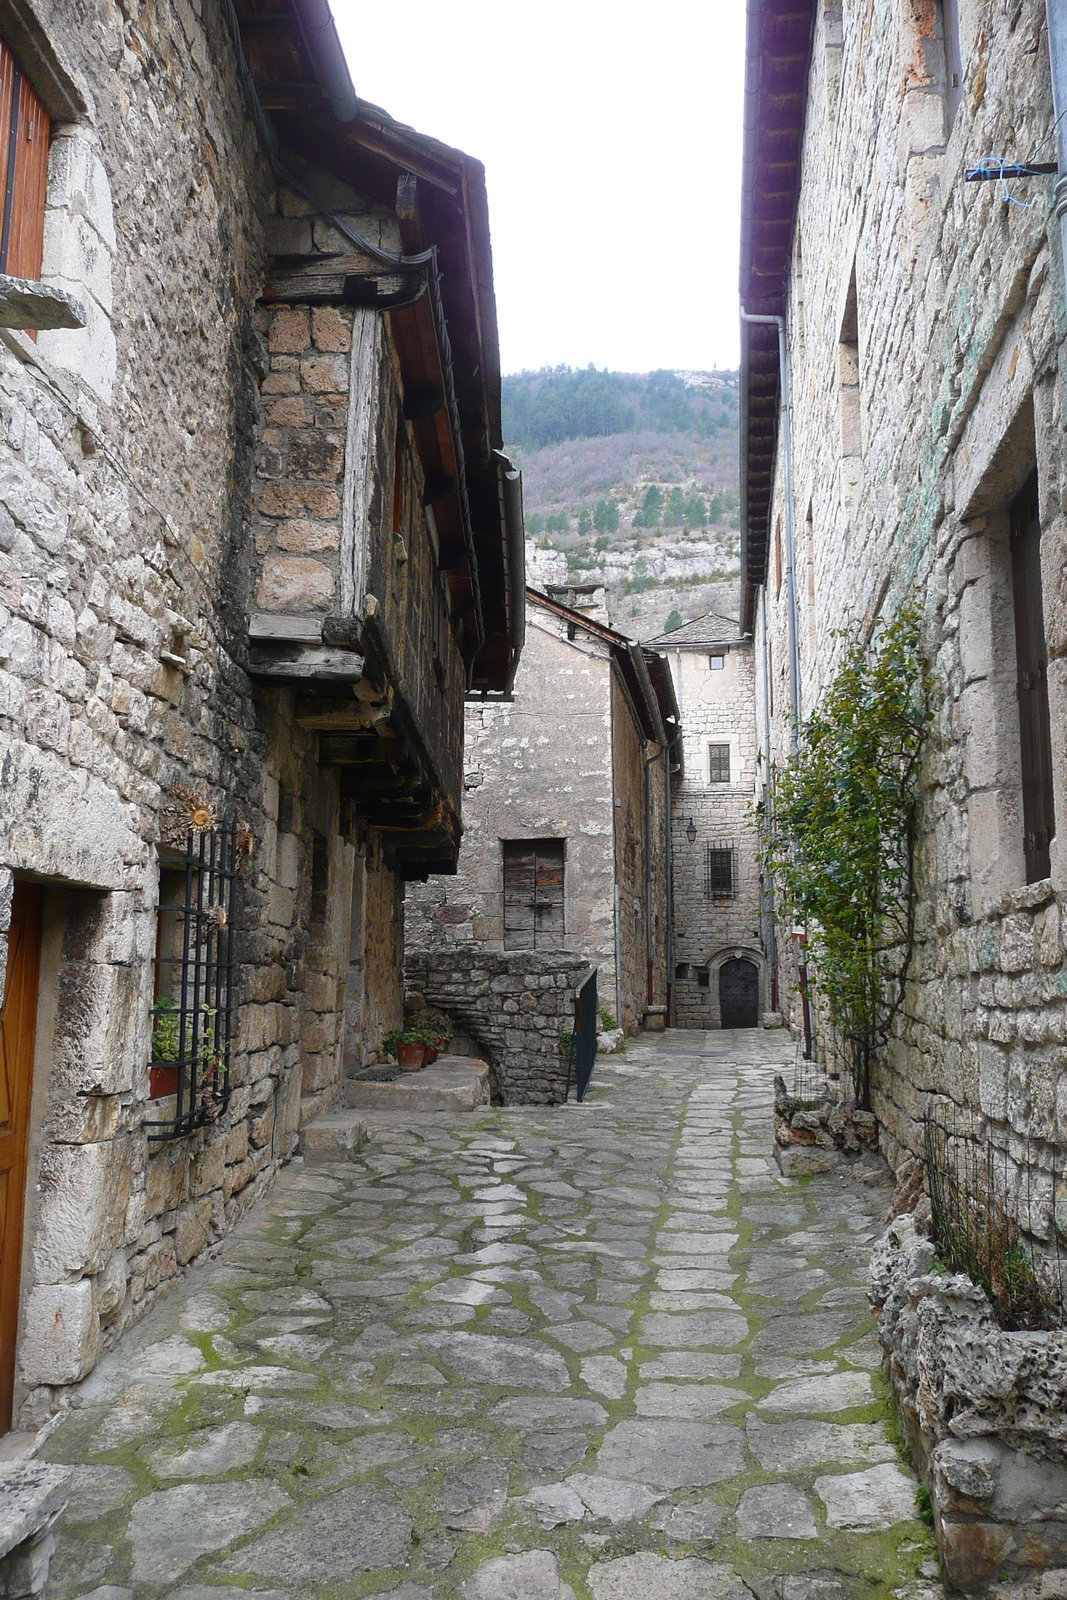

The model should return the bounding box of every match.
[0,1462,71,1599]
[298,1112,368,1158]
[342,1056,491,1114]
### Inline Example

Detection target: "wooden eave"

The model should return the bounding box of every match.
[232,0,516,692]
[739,0,815,633]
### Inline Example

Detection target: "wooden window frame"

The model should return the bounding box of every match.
[1010,470,1055,884]
[708,742,731,785]
[0,37,48,283]
[502,838,566,951]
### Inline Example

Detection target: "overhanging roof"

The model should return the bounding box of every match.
[739,0,815,633]
[232,0,522,692]
[647,609,744,649]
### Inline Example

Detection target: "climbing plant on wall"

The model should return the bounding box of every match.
[762,603,932,1109]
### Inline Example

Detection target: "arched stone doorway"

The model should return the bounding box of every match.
[719,956,759,1028]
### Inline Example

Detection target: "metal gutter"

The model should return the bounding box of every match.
[741,308,800,751]
[292,0,358,122]
[494,449,526,694]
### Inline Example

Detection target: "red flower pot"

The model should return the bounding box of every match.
[150,1063,180,1099]
[397,1042,427,1071]
[424,1048,439,1065]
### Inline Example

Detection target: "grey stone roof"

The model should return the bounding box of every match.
[646,609,744,647]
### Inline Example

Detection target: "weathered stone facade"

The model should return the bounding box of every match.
[0,0,517,1426]
[404,947,595,1104]
[743,0,1067,1176]
[651,612,763,1027]
[406,588,677,1037]
[872,1211,1067,1588]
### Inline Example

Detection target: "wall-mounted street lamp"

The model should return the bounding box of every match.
[686,818,697,844]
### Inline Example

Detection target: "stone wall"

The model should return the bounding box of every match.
[404,948,595,1104]
[406,599,672,1035]
[405,612,617,974]
[0,0,460,1426]
[666,639,763,1027]
[756,0,1067,1185]
[871,1212,1067,1589]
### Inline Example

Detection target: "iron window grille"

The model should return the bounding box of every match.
[708,743,731,784]
[147,823,240,1142]
[705,841,736,900]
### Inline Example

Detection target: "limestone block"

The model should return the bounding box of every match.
[20,1282,98,1385]
[96,1248,128,1324]
[255,557,334,613]
[32,1138,130,1282]
[268,307,309,353]
[275,518,339,554]
[145,1149,189,1221]
[312,308,352,352]
[175,1199,213,1265]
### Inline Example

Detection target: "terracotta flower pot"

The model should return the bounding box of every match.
[423,1047,439,1065]
[397,1042,427,1071]
[150,1063,180,1099]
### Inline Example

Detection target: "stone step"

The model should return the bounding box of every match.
[298,1112,368,1158]
[343,1055,491,1113]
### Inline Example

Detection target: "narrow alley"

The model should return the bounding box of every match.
[39,1031,935,1600]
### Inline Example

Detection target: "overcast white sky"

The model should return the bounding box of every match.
[332,1,745,377]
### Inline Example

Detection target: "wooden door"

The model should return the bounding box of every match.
[719,957,758,1029]
[502,840,565,950]
[0,882,41,1430]
[1011,471,1055,884]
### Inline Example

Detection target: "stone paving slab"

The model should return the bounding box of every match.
[36,1028,944,1599]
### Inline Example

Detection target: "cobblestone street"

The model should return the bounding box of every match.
[40,1031,937,1600]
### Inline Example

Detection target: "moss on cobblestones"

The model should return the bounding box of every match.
[38,1032,938,1600]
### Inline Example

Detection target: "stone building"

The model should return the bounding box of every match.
[741,5,1067,1575]
[649,611,764,1028]
[0,0,520,1430]
[406,586,680,1043]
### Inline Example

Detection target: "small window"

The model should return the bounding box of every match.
[697,968,710,990]
[148,822,243,1140]
[503,839,565,950]
[709,743,731,784]
[0,42,48,283]
[705,841,736,900]
[709,654,725,670]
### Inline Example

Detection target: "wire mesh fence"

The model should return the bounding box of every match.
[792,1031,848,1103]
[923,1101,1066,1331]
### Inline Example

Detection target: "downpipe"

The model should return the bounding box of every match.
[741,306,801,1039]
[739,309,800,749]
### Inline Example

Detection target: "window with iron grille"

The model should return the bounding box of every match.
[147,823,243,1142]
[705,841,736,900]
[708,742,731,784]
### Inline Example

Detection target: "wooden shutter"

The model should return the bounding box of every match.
[503,840,565,950]
[0,41,48,284]
[1011,470,1056,884]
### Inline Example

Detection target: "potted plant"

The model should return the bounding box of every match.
[149,995,180,1098]
[384,1026,432,1071]
[404,1005,453,1065]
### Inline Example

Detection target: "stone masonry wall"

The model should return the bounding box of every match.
[871,1212,1067,1588]
[405,611,617,976]
[404,948,594,1104]
[668,640,763,1027]
[0,2,390,1423]
[758,0,1067,1208]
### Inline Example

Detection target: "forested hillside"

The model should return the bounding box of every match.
[503,366,741,638]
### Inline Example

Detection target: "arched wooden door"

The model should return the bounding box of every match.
[0,882,42,1430]
[719,957,758,1029]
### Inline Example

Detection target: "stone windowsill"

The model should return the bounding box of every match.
[0,275,85,330]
